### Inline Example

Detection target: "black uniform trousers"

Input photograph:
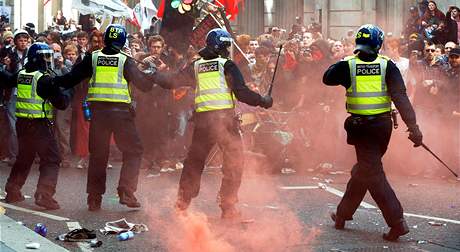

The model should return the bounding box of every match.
[87,110,143,195]
[178,110,243,209]
[337,114,404,227]
[5,118,61,197]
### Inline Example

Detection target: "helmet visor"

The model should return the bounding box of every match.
[37,49,54,62]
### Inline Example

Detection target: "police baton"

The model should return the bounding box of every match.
[268,44,283,97]
[119,51,149,66]
[421,143,458,178]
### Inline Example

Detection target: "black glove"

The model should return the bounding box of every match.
[259,95,273,109]
[37,75,60,100]
[407,124,423,147]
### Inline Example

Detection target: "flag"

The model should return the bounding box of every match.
[214,0,243,20]
[131,0,158,31]
[157,0,165,18]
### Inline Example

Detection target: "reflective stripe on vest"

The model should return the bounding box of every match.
[88,50,131,103]
[346,55,391,115]
[194,57,235,112]
[15,70,53,119]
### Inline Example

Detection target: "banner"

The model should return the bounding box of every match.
[190,14,220,49]
[72,0,133,19]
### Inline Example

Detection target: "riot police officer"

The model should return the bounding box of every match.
[49,24,161,211]
[152,28,273,219]
[2,43,72,210]
[323,25,423,241]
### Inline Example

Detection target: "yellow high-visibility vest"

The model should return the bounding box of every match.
[194,57,235,112]
[16,70,53,119]
[88,50,131,103]
[346,55,391,115]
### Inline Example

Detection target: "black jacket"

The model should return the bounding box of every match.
[444,11,459,44]
[152,47,264,107]
[0,64,71,110]
[53,47,161,112]
[323,53,417,128]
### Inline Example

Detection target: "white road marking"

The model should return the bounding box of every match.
[403,213,460,225]
[0,202,69,221]
[66,221,93,252]
[279,186,319,190]
[322,185,377,209]
[282,184,460,225]
[323,184,460,225]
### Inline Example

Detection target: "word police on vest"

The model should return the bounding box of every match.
[198,61,219,73]
[17,75,33,85]
[356,64,381,76]
[97,56,119,67]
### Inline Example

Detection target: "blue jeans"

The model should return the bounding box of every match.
[6,94,18,159]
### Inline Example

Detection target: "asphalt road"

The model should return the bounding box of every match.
[0,162,459,252]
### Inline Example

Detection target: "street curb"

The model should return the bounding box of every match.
[0,214,69,252]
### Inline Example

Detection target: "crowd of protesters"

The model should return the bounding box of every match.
[0,0,458,179]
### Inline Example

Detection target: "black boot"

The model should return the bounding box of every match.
[87,194,102,211]
[330,212,346,230]
[119,191,141,208]
[35,194,60,210]
[383,220,409,241]
[5,190,25,203]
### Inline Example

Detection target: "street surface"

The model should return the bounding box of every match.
[0,162,459,252]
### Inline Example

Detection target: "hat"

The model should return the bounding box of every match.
[13,29,29,40]
[25,23,35,31]
[449,47,460,56]
[2,31,13,40]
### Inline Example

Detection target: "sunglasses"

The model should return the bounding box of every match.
[445,47,454,50]
[425,49,436,53]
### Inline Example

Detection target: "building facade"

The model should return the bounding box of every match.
[236,0,460,39]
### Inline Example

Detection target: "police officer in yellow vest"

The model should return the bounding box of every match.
[152,28,273,219]
[2,42,72,210]
[323,25,423,241]
[48,24,164,211]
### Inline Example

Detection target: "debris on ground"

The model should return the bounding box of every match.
[117,231,134,241]
[409,183,418,187]
[146,173,161,178]
[90,240,103,247]
[428,221,446,226]
[281,168,296,174]
[328,171,345,175]
[318,183,327,189]
[0,206,5,215]
[34,223,47,237]
[264,205,279,210]
[324,179,333,184]
[412,225,418,229]
[57,228,96,242]
[417,240,428,244]
[175,162,184,170]
[100,218,148,235]
[318,163,334,170]
[25,242,40,249]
